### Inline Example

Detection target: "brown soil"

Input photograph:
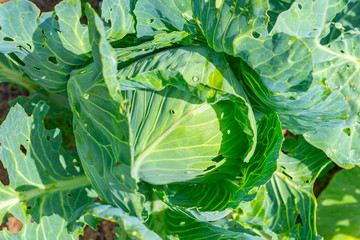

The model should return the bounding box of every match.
[314,165,342,198]
[80,221,118,240]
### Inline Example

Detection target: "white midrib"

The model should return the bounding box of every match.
[132,103,208,182]
[0,175,89,210]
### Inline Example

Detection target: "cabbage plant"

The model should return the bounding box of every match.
[0,0,358,239]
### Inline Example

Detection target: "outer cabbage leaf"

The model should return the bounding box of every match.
[9,88,72,120]
[303,32,360,167]
[0,0,90,92]
[191,0,313,93]
[271,0,348,39]
[68,64,145,217]
[0,102,94,239]
[267,0,295,32]
[101,0,136,41]
[67,202,263,240]
[323,0,360,43]
[114,31,192,69]
[164,211,263,240]
[0,53,37,90]
[67,202,161,240]
[191,0,350,134]
[272,0,360,167]
[239,61,350,134]
[134,0,198,39]
[317,167,360,239]
[239,136,330,240]
[333,0,360,30]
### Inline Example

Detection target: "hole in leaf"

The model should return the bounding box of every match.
[170,109,176,114]
[46,135,51,141]
[296,214,303,226]
[251,31,261,39]
[72,160,81,167]
[212,155,224,163]
[204,165,216,171]
[343,128,351,136]
[8,53,25,66]
[340,50,344,54]
[298,4,302,10]
[110,8,113,12]
[0,26,2,30]
[3,37,14,42]
[20,144,27,155]
[48,56,58,65]
[0,161,9,186]
[282,170,293,180]
[305,179,310,184]
[147,18,155,24]
[27,205,32,210]
[33,66,40,70]
[54,15,59,20]
[67,193,72,197]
